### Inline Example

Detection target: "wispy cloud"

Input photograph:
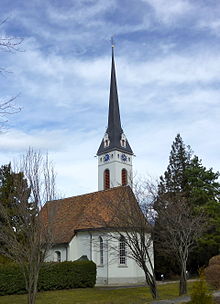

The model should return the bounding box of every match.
[0,0,220,196]
[143,0,193,24]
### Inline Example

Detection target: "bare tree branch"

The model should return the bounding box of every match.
[0,20,23,129]
[91,183,159,300]
[0,148,58,304]
[154,192,207,295]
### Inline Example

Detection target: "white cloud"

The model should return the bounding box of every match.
[0,127,100,196]
[8,44,220,109]
[120,53,220,86]
[142,0,193,24]
[46,0,117,23]
[1,0,220,197]
[198,19,220,36]
[0,129,68,152]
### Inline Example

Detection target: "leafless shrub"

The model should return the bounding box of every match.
[205,265,220,290]
[209,255,220,266]
[205,255,220,290]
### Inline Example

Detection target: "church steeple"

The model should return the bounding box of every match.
[107,45,123,138]
[97,44,133,156]
[97,43,134,191]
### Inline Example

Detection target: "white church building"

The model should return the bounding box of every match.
[43,46,153,285]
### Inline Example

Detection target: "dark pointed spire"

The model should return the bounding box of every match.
[107,43,123,136]
[97,43,133,156]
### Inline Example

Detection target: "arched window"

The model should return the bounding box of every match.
[121,169,127,186]
[104,133,110,147]
[99,236,104,265]
[120,133,127,147]
[55,251,61,262]
[104,169,110,190]
[119,236,126,265]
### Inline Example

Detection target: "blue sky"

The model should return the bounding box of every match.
[0,0,220,196]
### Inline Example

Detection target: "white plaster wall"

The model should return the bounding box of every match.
[69,231,91,261]
[67,231,145,285]
[45,230,153,286]
[98,150,133,190]
[45,245,67,262]
[106,233,146,285]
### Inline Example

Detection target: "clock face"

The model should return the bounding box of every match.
[104,154,110,162]
[121,154,127,161]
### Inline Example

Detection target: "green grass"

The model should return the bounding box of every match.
[0,282,194,304]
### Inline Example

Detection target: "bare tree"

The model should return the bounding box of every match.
[0,148,57,304]
[154,193,206,295]
[95,183,158,299]
[0,96,21,129]
[0,19,23,129]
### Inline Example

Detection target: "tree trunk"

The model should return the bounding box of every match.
[26,268,39,304]
[179,260,187,296]
[27,283,37,304]
[28,289,37,304]
[143,264,158,299]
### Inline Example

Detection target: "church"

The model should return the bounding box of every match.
[44,45,153,285]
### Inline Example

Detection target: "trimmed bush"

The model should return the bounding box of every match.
[205,255,220,289]
[0,264,26,295]
[38,261,96,291]
[0,260,96,295]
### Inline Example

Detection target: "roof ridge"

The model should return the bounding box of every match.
[48,185,130,203]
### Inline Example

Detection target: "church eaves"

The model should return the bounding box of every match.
[97,45,133,156]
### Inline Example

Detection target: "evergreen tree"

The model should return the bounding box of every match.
[156,134,220,275]
[186,156,220,271]
[159,133,192,193]
[0,163,30,230]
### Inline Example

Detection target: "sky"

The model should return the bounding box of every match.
[0,0,220,197]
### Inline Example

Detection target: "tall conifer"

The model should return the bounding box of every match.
[156,133,220,275]
[159,133,192,194]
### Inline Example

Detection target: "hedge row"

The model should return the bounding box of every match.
[0,261,96,295]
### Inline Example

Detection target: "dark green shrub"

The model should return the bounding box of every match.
[0,255,13,265]
[0,260,96,295]
[38,261,96,291]
[0,264,26,295]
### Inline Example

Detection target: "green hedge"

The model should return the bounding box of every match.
[0,255,13,265]
[0,263,26,295]
[0,261,96,295]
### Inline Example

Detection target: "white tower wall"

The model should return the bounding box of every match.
[98,150,133,191]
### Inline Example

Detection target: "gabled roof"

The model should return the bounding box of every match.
[41,186,142,244]
[97,46,133,156]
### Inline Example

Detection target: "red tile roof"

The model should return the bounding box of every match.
[41,186,140,244]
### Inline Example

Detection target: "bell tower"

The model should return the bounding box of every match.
[97,44,134,191]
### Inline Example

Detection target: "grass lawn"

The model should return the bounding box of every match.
[0,282,194,304]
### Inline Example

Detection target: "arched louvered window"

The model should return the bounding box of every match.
[104,169,110,190]
[99,236,104,265]
[121,169,127,186]
[119,236,126,265]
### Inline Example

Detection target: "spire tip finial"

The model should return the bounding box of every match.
[111,36,115,48]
